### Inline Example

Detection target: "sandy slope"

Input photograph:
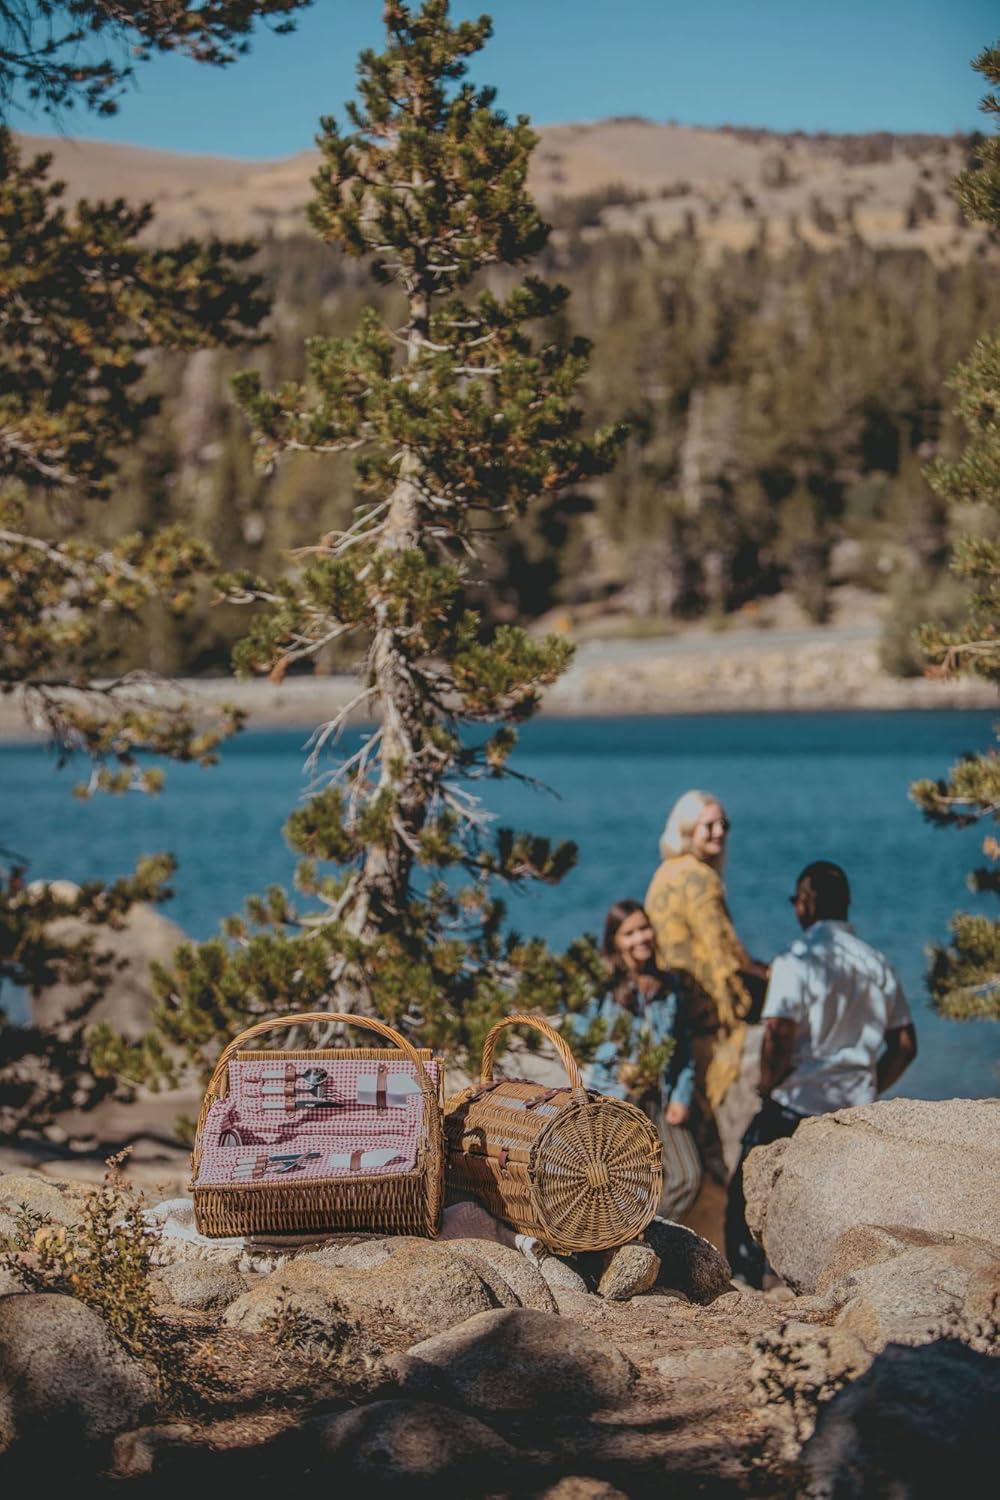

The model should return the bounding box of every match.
[16,119,983,261]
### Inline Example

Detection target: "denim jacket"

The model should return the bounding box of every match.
[569,973,696,1111]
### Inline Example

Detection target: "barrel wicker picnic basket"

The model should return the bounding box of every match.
[443,1013,663,1255]
[190,1012,444,1238]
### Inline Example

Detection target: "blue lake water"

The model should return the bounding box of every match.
[3,711,998,1099]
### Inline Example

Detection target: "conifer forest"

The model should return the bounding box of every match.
[54,187,1000,674]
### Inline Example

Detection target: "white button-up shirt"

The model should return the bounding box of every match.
[762,920,912,1116]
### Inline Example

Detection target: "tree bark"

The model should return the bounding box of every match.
[339,285,436,996]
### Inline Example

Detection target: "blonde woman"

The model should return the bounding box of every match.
[644,790,768,1179]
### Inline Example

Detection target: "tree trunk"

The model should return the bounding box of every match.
[339,286,436,997]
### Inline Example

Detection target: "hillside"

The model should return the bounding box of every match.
[17,118,984,259]
[9,119,999,680]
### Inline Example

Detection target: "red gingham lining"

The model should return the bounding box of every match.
[194,1056,439,1188]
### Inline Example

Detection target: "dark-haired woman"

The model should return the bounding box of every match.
[570,899,702,1220]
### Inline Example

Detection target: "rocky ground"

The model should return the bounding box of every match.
[1,1097,997,1496]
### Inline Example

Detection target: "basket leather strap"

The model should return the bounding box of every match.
[524,1087,564,1111]
[464,1079,505,1105]
[347,1148,407,1172]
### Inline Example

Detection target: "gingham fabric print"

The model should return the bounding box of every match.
[193,1055,438,1188]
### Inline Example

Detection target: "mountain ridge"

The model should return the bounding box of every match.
[15,118,983,260]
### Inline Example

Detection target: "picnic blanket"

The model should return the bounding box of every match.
[144,1196,535,1272]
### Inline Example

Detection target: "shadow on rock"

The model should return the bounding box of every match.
[799,1338,1000,1499]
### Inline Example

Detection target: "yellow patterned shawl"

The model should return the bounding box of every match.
[644,853,752,1111]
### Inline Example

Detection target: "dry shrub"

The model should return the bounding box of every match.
[261,1291,358,1373]
[3,1152,157,1350]
[0,1151,192,1400]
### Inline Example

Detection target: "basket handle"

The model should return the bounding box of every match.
[205,1011,438,1105]
[479,1012,584,1091]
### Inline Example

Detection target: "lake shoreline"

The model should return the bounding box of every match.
[6,707,998,1098]
[1,623,994,740]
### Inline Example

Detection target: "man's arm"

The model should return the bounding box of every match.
[876,1023,917,1095]
[759,1017,797,1097]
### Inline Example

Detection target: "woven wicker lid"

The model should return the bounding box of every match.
[527,1092,662,1249]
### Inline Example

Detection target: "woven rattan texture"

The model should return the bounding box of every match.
[190,1016,443,1239]
[193,1155,440,1238]
[443,1013,663,1254]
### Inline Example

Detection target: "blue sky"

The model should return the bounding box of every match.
[15,0,998,158]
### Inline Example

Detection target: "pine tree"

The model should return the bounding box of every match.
[0,127,265,776]
[911,43,1000,1021]
[0,856,176,1134]
[774,482,831,624]
[0,128,267,1132]
[92,0,624,1087]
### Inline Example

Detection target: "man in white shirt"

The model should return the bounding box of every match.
[725,860,917,1285]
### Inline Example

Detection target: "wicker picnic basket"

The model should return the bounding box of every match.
[190,1012,444,1239]
[443,1013,662,1255]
